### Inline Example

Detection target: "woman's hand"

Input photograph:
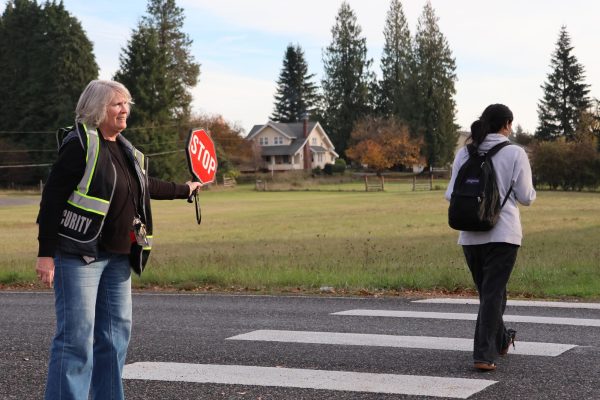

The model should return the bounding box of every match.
[36,257,55,288]
[186,181,202,197]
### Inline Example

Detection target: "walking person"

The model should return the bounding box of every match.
[36,79,201,399]
[445,104,536,371]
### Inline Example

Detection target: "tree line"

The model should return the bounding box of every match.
[273,6,599,188]
[0,0,598,190]
[0,0,204,186]
[0,0,458,187]
[272,0,457,170]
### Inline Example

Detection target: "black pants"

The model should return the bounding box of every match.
[462,242,519,364]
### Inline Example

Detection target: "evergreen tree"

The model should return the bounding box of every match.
[413,1,458,167]
[114,0,200,180]
[378,0,413,120]
[271,44,319,123]
[0,0,97,133]
[321,1,373,157]
[0,0,97,186]
[535,26,590,141]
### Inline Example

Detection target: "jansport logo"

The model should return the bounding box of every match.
[466,178,480,185]
[60,210,92,234]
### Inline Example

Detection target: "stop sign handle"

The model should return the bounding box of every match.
[188,188,201,225]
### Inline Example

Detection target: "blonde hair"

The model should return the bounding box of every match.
[75,80,133,127]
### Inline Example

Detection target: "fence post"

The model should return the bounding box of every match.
[364,175,368,192]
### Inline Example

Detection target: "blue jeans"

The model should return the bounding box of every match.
[45,251,132,400]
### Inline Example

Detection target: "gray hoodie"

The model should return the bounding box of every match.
[445,133,537,245]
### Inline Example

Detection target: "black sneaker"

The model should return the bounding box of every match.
[500,329,516,355]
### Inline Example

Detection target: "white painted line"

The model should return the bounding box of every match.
[227,330,576,357]
[332,310,600,327]
[123,362,496,399]
[413,298,600,310]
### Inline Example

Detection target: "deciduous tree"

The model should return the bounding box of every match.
[346,116,423,173]
[187,114,253,177]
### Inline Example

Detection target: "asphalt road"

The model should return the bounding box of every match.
[1,291,599,399]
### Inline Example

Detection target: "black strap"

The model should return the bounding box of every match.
[501,185,513,208]
[484,141,512,159]
[486,141,513,209]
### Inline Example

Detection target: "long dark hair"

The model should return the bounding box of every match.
[467,104,513,153]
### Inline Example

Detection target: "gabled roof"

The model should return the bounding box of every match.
[246,120,338,157]
[260,141,306,156]
[310,146,327,153]
[246,121,319,140]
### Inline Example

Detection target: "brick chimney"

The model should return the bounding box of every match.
[302,113,311,170]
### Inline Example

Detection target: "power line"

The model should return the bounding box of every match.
[0,124,183,135]
[0,136,248,155]
[146,149,185,157]
[0,163,52,169]
[0,149,186,167]
[0,130,54,134]
[0,149,57,153]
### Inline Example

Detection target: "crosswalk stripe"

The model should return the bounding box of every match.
[332,310,600,327]
[413,298,600,309]
[226,330,576,356]
[123,362,497,398]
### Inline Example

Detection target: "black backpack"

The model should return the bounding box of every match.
[448,141,513,231]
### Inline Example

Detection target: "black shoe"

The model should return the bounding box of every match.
[500,329,516,355]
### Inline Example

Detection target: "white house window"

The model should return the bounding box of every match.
[274,136,283,145]
[259,137,268,146]
[318,153,323,162]
[311,137,317,145]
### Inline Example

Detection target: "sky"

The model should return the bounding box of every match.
[3,0,600,135]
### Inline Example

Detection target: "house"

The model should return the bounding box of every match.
[246,119,339,171]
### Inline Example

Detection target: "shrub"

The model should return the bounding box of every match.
[333,158,347,174]
[531,139,600,191]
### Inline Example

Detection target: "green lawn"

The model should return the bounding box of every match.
[1,186,599,298]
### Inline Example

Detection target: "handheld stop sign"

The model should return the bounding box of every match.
[185,128,218,224]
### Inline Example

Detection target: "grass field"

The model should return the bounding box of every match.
[1,184,599,298]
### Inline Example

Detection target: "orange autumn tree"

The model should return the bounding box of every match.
[187,114,255,175]
[346,116,423,173]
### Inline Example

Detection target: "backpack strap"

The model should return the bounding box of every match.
[501,184,513,208]
[484,141,512,159]
[485,141,513,208]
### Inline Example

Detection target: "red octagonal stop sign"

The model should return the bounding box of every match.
[186,128,217,184]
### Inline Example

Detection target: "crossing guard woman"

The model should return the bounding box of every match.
[36,80,201,399]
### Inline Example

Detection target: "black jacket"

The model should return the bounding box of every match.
[38,123,189,274]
